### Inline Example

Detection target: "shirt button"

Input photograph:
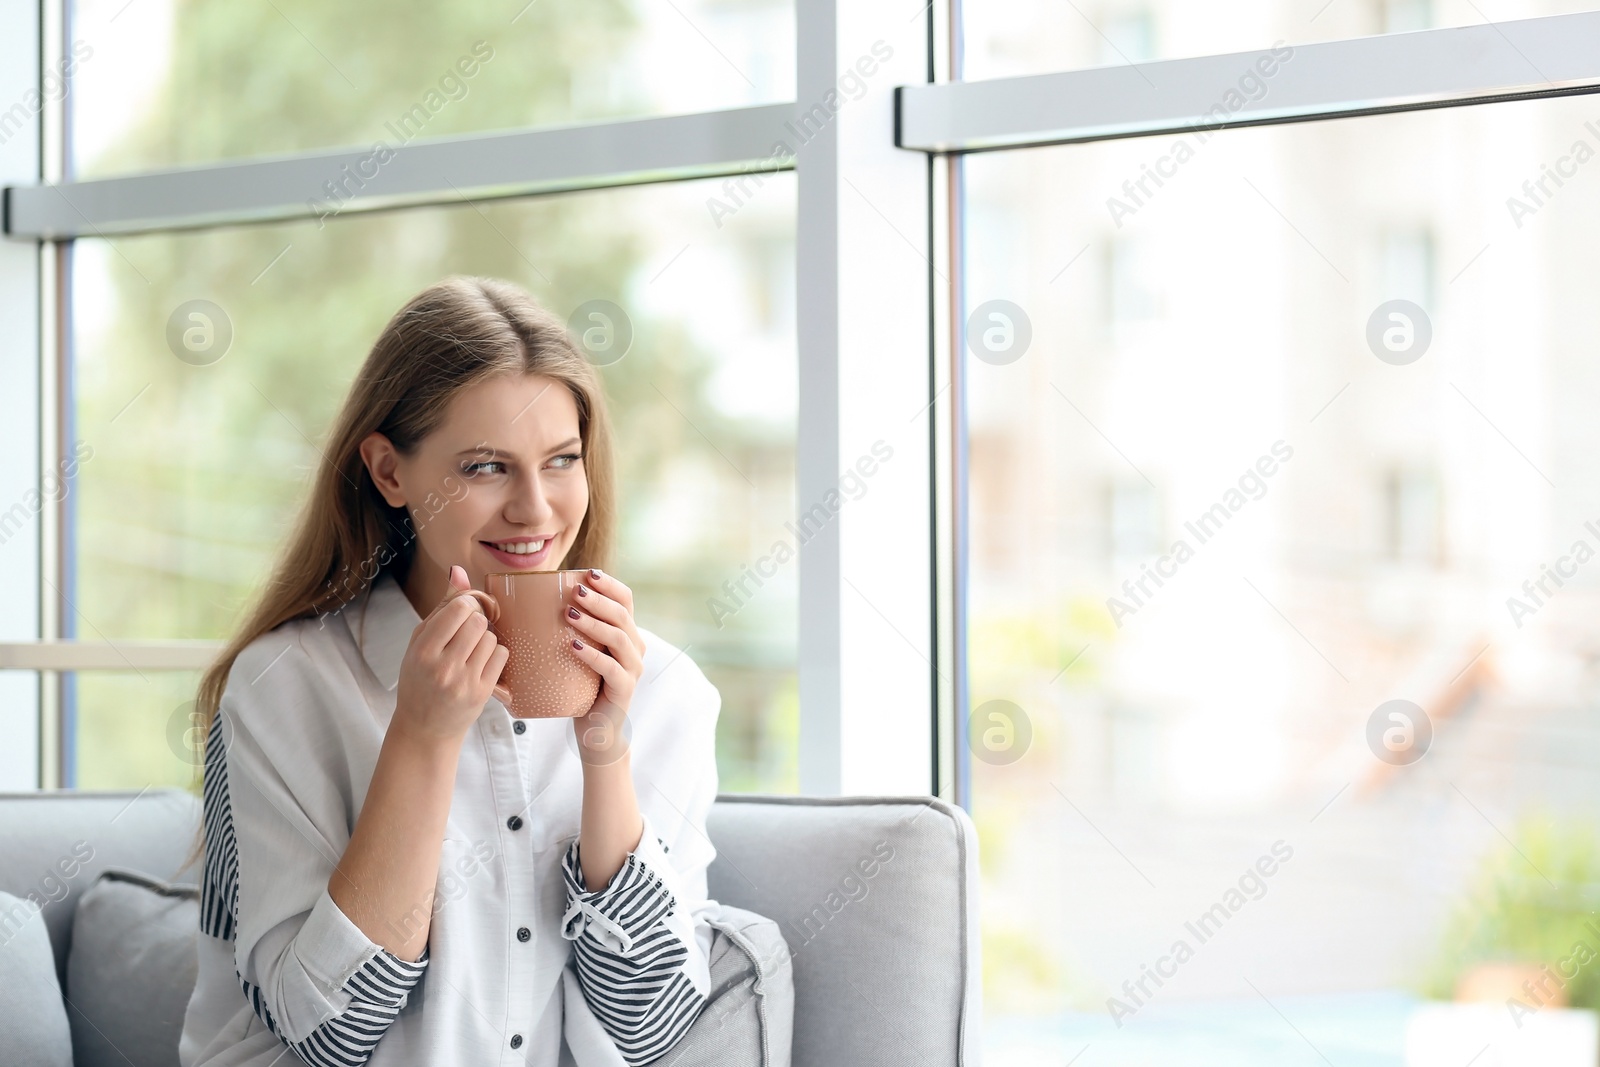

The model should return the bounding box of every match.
[517,926,530,942]
[509,1034,523,1049]
[507,815,523,831]
[513,720,526,734]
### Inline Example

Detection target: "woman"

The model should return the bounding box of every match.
[178,276,722,1067]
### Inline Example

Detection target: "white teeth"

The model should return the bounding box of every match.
[491,539,546,554]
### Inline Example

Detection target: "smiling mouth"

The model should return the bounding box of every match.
[480,536,557,568]
[484,537,549,555]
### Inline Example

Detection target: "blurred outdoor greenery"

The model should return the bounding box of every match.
[1422,814,1600,1011]
[970,595,1110,1012]
[68,0,798,795]
[82,0,641,177]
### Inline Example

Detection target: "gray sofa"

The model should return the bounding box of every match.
[0,789,981,1066]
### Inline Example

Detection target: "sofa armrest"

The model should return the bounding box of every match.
[705,795,981,1067]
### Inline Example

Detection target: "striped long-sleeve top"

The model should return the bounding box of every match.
[177,567,720,1067]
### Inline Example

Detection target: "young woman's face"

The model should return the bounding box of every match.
[361,372,590,601]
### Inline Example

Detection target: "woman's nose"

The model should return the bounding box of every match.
[502,472,554,526]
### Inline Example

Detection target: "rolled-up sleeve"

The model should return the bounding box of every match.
[559,652,723,1067]
[559,818,707,1065]
[207,635,427,1067]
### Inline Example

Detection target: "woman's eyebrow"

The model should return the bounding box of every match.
[455,437,580,458]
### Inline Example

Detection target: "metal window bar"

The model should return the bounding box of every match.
[898,11,1600,155]
[4,104,799,238]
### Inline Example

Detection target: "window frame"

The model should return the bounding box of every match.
[8,1,1600,802]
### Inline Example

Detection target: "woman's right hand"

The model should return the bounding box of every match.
[392,564,510,742]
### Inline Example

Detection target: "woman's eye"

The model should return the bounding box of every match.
[550,453,583,470]
[464,461,506,475]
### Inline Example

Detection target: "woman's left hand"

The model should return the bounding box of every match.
[567,568,646,765]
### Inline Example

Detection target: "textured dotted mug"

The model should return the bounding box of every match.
[453,570,602,718]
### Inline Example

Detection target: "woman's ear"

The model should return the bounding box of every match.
[357,432,407,508]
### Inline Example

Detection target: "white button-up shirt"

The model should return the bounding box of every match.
[178,568,721,1067]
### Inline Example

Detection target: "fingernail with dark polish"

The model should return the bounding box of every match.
[568,606,580,619]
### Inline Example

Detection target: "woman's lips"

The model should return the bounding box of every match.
[481,539,554,569]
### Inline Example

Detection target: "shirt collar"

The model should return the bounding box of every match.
[354,568,419,693]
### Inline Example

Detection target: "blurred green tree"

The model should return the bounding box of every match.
[1423,815,1600,1012]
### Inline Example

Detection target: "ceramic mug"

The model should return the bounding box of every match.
[452,569,602,718]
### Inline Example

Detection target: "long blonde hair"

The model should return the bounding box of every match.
[186,276,616,859]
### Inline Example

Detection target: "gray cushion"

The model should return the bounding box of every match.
[642,903,794,1066]
[705,796,980,1067]
[0,789,203,985]
[0,889,75,1067]
[65,868,199,1067]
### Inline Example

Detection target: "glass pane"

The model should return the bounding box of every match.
[69,0,794,178]
[966,0,1600,80]
[70,174,797,793]
[72,670,205,792]
[966,94,1600,1063]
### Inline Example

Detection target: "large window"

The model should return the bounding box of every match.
[964,54,1600,1067]
[7,0,931,803]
